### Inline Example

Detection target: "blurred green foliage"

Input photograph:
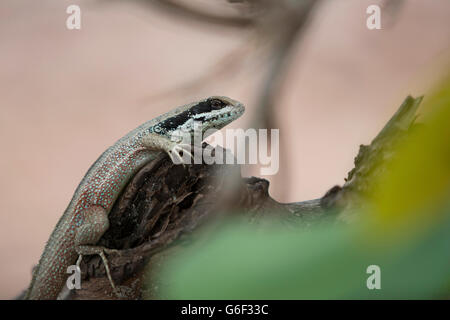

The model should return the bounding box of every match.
[370,78,450,237]
[154,78,450,299]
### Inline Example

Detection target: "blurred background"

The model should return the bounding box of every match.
[0,0,449,298]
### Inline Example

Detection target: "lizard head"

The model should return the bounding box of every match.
[190,96,245,133]
[154,96,245,137]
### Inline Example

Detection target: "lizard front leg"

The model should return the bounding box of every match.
[142,133,195,165]
[74,205,119,296]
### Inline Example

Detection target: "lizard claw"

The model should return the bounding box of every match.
[103,248,121,256]
[168,144,193,166]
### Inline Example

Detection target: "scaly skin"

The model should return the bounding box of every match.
[25,96,245,299]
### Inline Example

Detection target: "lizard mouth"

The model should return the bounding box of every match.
[195,110,243,123]
[195,103,245,123]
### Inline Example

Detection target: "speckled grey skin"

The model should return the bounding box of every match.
[25,96,245,299]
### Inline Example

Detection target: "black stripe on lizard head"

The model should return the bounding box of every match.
[152,98,228,134]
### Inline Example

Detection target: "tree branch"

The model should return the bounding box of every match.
[67,95,422,299]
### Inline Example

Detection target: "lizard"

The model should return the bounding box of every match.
[24,96,245,299]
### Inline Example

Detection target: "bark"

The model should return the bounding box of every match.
[68,96,422,299]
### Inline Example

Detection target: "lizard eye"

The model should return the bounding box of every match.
[210,99,224,110]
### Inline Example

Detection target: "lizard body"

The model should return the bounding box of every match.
[25,96,245,299]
